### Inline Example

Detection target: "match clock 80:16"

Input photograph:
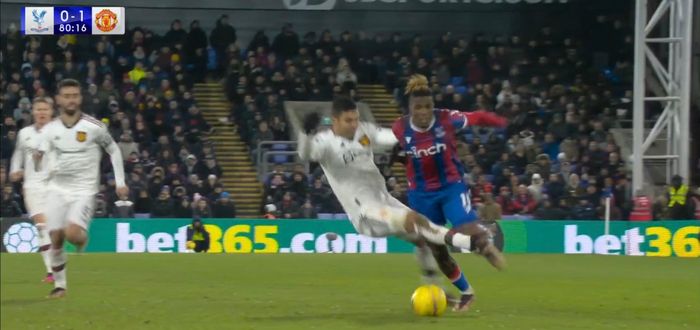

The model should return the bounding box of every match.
[54,7,91,35]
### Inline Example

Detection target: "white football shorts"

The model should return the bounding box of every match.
[44,190,96,232]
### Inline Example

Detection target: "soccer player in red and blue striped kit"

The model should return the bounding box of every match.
[392,74,508,312]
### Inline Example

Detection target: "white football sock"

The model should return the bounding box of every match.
[35,223,53,274]
[415,221,471,251]
[50,248,67,289]
[415,244,441,284]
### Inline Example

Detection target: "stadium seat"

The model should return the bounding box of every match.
[272,143,289,151]
[273,155,289,164]
[317,213,335,220]
[334,214,349,220]
[450,76,464,86]
[455,86,468,95]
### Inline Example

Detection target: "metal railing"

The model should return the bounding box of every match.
[256,141,315,180]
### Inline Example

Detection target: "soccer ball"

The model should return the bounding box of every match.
[186,241,196,250]
[2,222,39,253]
[411,284,447,317]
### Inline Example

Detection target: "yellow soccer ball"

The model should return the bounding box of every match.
[186,241,196,250]
[411,284,447,317]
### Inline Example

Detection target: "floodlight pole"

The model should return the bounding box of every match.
[632,0,694,194]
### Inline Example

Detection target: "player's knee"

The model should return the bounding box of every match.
[32,214,47,224]
[408,211,430,228]
[65,225,87,246]
[404,212,419,233]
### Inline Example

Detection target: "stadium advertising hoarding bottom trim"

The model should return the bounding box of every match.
[1,218,698,257]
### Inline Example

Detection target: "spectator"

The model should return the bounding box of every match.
[151,187,174,218]
[545,173,566,204]
[288,171,309,203]
[94,198,109,218]
[572,198,598,220]
[186,20,208,56]
[212,192,236,218]
[118,133,139,158]
[134,189,151,214]
[263,204,277,219]
[512,185,537,214]
[496,186,516,215]
[478,193,502,222]
[1,130,17,160]
[667,175,692,220]
[174,197,193,218]
[1,185,22,217]
[202,174,219,196]
[534,198,569,220]
[113,194,135,218]
[309,177,333,213]
[265,173,286,204]
[278,192,300,219]
[300,200,317,219]
[204,157,223,178]
[193,198,213,218]
[184,154,208,179]
[128,61,146,84]
[527,173,544,203]
[164,19,187,46]
[186,218,210,253]
[565,173,585,206]
[210,15,237,70]
[272,23,299,60]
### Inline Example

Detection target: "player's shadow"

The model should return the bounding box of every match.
[1,298,53,306]
[245,311,437,326]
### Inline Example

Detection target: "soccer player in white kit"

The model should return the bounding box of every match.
[9,96,56,284]
[36,79,129,298]
[298,96,484,253]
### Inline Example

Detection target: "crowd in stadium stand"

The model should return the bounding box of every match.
[0,19,236,218]
[1,15,697,220]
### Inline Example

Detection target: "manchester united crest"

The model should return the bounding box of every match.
[95,9,118,32]
[76,131,87,142]
[358,134,370,146]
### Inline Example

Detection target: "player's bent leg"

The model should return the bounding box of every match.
[32,214,54,283]
[414,241,441,284]
[64,223,89,252]
[404,211,473,250]
[429,243,475,312]
[47,229,67,297]
[455,221,507,271]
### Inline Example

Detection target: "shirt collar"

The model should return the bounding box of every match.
[409,116,435,133]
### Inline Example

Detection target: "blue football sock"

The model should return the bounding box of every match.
[450,267,471,294]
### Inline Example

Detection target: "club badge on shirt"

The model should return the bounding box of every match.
[359,134,370,146]
[76,131,87,142]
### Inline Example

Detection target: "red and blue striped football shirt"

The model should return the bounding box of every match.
[392,109,468,192]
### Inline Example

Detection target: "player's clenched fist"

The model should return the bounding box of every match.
[303,112,321,134]
[116,186,129,199]
[9,171,24,182]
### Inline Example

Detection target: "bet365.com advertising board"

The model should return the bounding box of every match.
[1,218,698,257]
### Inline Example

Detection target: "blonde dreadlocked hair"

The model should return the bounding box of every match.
[404,74,432,97]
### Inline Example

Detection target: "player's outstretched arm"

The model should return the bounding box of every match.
[365,123,399,149]
[463,110,508,128]
[298,113,326,162]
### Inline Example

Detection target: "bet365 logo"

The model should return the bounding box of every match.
[565,225,700,257]
[282,0,336,10]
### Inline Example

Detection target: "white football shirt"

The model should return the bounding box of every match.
[298,122,398,216]
[39,114,126,196]
[10,125,50,189]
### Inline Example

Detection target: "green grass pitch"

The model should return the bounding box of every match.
[2,253,699,329]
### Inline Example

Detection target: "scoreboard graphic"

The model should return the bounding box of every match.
[21,6,125,35]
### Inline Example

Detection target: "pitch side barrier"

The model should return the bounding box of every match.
[1,218,697,257]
